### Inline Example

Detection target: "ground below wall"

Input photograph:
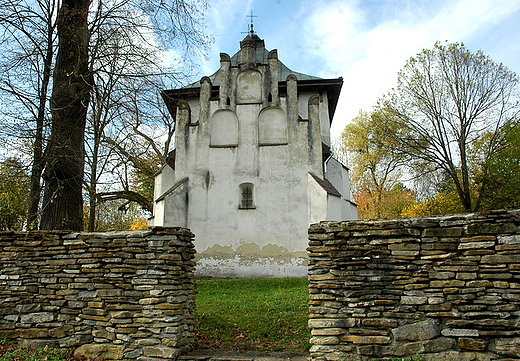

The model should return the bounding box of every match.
[0,227,196,360]
[308,210,520,361]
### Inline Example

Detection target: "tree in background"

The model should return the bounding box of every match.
[0,0,210,230]
[380,42,520,212]
[402,192,464,217]
[471,121,520,210]
[89,200,145,231]
[0,158,30,230]
[340,110,415,219]
[91,80,175,225]
[0,0,59,229]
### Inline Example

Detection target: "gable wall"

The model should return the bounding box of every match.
[154,43,355,277]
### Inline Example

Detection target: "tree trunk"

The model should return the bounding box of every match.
[40,0,92,231]
[26,18,55,230]
[87,133,100,231]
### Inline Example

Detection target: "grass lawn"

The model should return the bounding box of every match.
[194,278,310,351]
[0,340,74,361]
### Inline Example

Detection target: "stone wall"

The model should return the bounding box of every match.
[308,210,520,361]
[0,227,196,360]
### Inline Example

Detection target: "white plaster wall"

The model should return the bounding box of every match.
[154,58,351,277]
[327,195,343,221]
[188,100,311,277]
[297,93,311,120]
[319,91,331,146]
[154,165,175,200]
[152,199,164,227]
[308,174,328,225]
[164,181,188,227]
[152,166,174,226]
[326,159,341,190]
[326,158,358,221]
[343,200,358,220]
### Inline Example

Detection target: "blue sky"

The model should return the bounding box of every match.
[198,0,520,137]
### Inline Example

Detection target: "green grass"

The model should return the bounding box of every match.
[194,278,310,351]
[372,357,423,361]
[0,338,92,361]
[0,341,70,361]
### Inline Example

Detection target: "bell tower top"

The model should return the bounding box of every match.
[238,11,264,68]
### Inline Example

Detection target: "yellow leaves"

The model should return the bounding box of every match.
[129,218,148,230]
[355,185,415,220]
[401,192,464,218]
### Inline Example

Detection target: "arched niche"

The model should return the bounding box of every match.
[258,106,288,145]
[236,69,262,104]
[210,109,239,147]
[308,94,320,106]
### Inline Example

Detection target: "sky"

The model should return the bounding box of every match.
[193,0,520,138]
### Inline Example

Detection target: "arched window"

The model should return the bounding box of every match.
[239,183,255,209]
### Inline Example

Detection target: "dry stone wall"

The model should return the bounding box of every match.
[308,210,520,361]
[0,227,196,360]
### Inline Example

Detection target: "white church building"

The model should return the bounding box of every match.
[151,30,357,278]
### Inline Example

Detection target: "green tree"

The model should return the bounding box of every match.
[381,42,520,212]
[402,192,464,217]
[0,158,29,230]
[471,121,520,210]
[340,110,412,219]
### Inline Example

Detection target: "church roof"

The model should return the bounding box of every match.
[161,32,343,122]
[309,173,343,198]
[182,46,322,89]
[182,29,330,87]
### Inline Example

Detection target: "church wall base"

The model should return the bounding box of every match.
[195,255,308,278]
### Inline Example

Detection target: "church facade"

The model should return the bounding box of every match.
[151,31,357,278]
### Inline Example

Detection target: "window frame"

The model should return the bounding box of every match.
[239,183,256,210]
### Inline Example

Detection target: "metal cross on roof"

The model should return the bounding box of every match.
[247,10,257,33]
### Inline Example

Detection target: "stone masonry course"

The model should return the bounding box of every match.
[0,227,196,360]
[308,210,520,361]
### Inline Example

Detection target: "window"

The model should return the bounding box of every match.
[239,183,255,209]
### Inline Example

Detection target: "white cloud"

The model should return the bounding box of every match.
[160,48,182,68]
[201,0,254,76]
[302,0,520,137]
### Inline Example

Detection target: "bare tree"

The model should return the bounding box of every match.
[1,0,210,230]
[40,0,93,230]
[83,0,200,230]
[0,0,59,229]
[381,42,520,212]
